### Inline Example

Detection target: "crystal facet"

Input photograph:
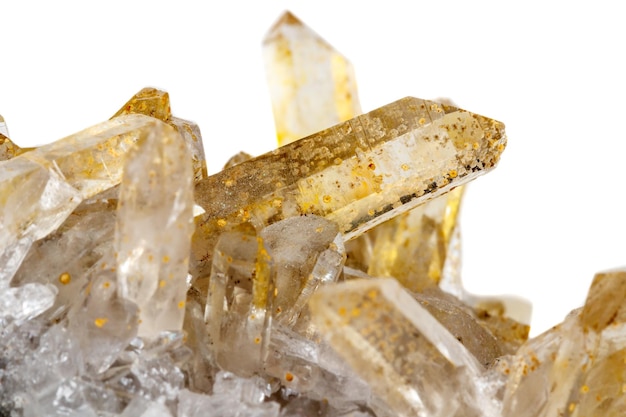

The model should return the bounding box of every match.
[263,12,361,146]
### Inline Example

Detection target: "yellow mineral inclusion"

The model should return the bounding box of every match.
[94,318,108,328]
[253,236,272,309]
[263,11,361,146]
[58,272,71,285]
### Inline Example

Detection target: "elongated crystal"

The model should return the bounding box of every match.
[309,278,485,417]
[115,120,194,338]
[263,12,361,146]
[192,97,506,283]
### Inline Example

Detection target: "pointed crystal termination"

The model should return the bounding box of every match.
[115,120,194,339]
[0,114,8,137]
[112,87,172,121]
[112,87,208,181]
[192,97,506,282]
[263,11,361,146]
[0,116,31,161]
[309,278,485,417]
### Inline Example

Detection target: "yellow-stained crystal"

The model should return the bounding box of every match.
[192,97,506,285]
[111,87,208,181]
[349,187,465,291]
[112,87,172,121]
[309,278,485,417]
[0,116,31,161]
[263,12,361,146]
[263,14,468,294]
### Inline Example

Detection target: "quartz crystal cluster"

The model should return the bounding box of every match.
[0,11,623,417]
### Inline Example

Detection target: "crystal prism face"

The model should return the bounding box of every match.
[263,12,361,145]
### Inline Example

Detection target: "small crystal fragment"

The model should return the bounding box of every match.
[192,97,506,284]
[115,119,194,338]
[263,12,361,145]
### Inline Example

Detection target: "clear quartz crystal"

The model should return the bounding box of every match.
[309,278,487,417]
[115,119,194,339]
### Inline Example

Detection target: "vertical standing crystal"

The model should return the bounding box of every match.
[192,97,506,284]
[112,87,208,181]
[263,12,361,146]
[115,120,194,339]
[309,278,486,417]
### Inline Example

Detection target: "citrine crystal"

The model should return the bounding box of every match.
[263,12,361,146]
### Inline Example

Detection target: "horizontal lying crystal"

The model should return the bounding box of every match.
[263,12,361,146]
[116,120,194,339]
[192,97,506,281]
[309,278,485,417]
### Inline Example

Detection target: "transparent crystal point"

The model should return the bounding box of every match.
[263,12,361,146]
[115,119,195,338]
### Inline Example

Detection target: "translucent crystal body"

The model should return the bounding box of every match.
[115,120,195,338]
[309,278,486,417]
[263,12,361,146]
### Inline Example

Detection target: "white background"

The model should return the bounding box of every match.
[2,1,625,336]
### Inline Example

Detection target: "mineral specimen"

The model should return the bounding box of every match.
[0,10,623,417]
